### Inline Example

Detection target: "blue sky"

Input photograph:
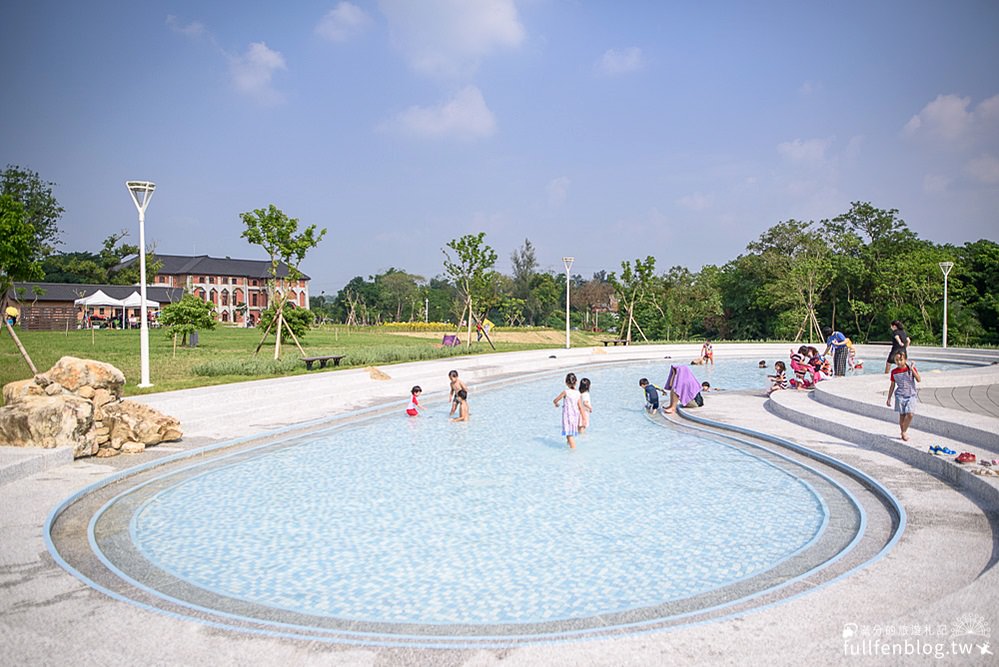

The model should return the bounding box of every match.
[2,1,997,296]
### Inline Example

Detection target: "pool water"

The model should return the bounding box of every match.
[131,360,830,626]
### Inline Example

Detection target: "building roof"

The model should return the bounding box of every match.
[120,254,310,280]
[8,283,185,304]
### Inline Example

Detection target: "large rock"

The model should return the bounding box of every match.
[103,400,182,448]
[0,394,96,458]
[42,356,125,396]
[2,378,45,404]
[0,358,182,459]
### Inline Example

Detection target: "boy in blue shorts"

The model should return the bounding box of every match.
[639,378,663,413]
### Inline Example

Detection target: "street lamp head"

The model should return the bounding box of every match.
[126,180,156,213]
[939,261,954,276]
[562,256,575,271]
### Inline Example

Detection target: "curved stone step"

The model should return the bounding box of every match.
[767,388,999,509]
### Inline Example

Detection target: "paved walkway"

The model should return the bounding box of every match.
[2,343,998,666]
[919,383,999,418]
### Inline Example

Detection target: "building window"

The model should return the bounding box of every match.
[221,291,229,306]
[251,293,257,307]
[251,279,258,287]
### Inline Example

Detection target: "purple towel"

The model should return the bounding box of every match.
[665,365,701,406]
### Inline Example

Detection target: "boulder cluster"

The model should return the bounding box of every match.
[0,356,182,458]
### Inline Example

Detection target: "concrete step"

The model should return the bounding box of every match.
[767,388,999,509]
[0,446,73,487]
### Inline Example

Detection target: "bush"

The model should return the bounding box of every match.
[192,357,302,376]
[259,303,314,342]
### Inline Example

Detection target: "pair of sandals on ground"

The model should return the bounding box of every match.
[932,446,999,474]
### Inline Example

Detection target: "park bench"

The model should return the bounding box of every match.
[602,339,629,346]
[302,355,346,371]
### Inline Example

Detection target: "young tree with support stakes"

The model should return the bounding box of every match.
[240,204,326,359]
[442,232,497,350]
[608,256,657,343]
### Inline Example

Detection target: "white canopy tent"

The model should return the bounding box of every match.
[121,292,159,309]
[73,290,124,307]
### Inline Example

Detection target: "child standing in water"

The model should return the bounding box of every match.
[450,389,469,422]
[406,385,423,416]
[448,370,468,417]
[701,340,714,365]
[579,377,592,431]
[553,372,583,448]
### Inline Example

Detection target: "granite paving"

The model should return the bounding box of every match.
[2,343,998,666]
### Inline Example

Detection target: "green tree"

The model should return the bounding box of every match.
[828,202,919,341]
[1,166,65,372]
[608,256,657,343]
[748,220,836,341]
[526,272,561,326]
[1,165,63,257]
[259,304,315,342]
[576,273,615,331]
[510,238,538,300]
[240,204,326,357]
[374,269,425,322]
[954,239,999,344]
[159,293,217,346]
[41,231,162,285]
[442,232,498,348]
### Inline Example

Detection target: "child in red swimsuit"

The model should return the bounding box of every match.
[406,386,423,416]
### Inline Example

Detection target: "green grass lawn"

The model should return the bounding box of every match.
[0,325,605,400]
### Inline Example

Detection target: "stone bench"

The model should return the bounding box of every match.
[302,355,346,371]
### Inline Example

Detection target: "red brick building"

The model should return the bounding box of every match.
[143,254,311,326]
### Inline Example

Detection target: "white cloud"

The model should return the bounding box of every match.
[596,47,643,76]
[547,176,570,207]
[904,94,972,140]
[378,0,524,78]
[977,94,999,122]
[166,15,207,39]
[316,2,372,42]
[965,154,999,184]
[229,42,286,104]
[388,86,496,139]
[776,138,832,163]
[922,174,951,193]
[677,192,711,211]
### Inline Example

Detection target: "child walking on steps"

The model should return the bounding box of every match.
[886,350,921,441]
[553,372,583,448]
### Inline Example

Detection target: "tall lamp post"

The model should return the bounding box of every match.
[939,261,954,349]
[562,256,574,349]
[126,181,156,387]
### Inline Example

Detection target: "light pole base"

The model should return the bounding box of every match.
[137,383,154,389]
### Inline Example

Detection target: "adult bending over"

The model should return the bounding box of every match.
[662,364,703,414]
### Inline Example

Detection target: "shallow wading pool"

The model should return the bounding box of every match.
[55,359,920,646]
